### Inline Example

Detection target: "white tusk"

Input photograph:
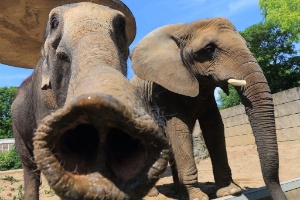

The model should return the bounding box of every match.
[227,79,247,86]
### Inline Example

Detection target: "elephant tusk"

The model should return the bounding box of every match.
[227,79,246,86]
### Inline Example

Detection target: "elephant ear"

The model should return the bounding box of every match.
[131,24,199,97]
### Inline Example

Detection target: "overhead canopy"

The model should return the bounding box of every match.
[0,0,136,68]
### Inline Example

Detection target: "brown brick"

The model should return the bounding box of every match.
[239,135,247,146]
[276,129,285,142]
[233,135,242,146]
[225,127,232,137]
[289,100,300,115]
[234,115,243,126]
[245,134,254,145]
[293,114,300,127]
[232,126,241,137]
[235,105,245,115]
[244,134,255,145]
[276,103,292,117]
[241,114,250,125]
[226,137,235,147]
[273,90,289,105]
[283,128,298,141]
[273,93,280,105]
[285,87,300,102]
[277,115,295,129]
[231,116,238,127]
[274,105,279,118]
[240,125,248,135]
[225,117,233,127]
[297,127,300,140]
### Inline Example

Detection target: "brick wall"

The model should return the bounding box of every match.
[192,87,300,157]
[221,87,300,147]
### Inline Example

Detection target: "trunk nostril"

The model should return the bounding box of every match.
[60,124,99,157]
[53,123,148,180]
[105,128,148,181]
[55,124,100,174]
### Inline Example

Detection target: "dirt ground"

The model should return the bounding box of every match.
[0,141,299,200]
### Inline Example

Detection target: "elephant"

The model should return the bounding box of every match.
[10,1,169,199]
[130,17,286,200]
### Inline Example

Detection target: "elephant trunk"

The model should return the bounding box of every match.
[236,62,286,199]
[33,93,169,199]
[33,42,169,198]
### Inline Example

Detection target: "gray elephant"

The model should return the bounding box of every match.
[9,1,169,199]
[131,18,286,200]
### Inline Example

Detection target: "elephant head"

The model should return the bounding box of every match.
[31,2,169,199]
[131,18,285,199]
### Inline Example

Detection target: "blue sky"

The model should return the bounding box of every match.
[0,0,263,101]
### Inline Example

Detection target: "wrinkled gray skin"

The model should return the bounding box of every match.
[131,18,286,200]
[11,3,169,200]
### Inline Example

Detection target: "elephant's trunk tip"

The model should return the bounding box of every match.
[33,94,169,199]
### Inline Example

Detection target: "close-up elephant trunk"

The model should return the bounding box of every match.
[33,91,169,199]
[131,17,286,200]
[5,1,169,199]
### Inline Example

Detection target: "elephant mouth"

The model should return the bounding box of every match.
[33,94,169,199]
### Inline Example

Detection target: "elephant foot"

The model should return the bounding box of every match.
[147,186,159,197]
[189,188,209,200]
[216,182,242,197]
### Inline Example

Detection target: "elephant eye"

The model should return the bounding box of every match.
[50,15,59,30]
[194,43,216,62]
[203,44,216,57]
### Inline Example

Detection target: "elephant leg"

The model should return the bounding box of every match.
[14,132,40,200]
[23,165,41,200]
[167,116,208,200]
[198,101,241,197]
[147,133,181,198]
[170,152,180,189]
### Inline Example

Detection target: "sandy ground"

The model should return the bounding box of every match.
[0,141,299,200]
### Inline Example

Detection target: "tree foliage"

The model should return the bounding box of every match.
[0,148,22,171]
[240,22,300,94]
[218,86,240,110]
[0,87,17,139]
[219,22,300,109]
[259,0,300,41]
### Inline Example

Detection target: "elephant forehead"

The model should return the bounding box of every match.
[189,29,217,47]
[54,4,121,38]
[190,18,236,35]
[54,3,122,25]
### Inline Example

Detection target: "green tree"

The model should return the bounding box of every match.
[259,0,300,41]
[0,87,17,139]
[0,148,22,170]
[241,22,300,93]
[218,85,240,110]
[219,22,300,109]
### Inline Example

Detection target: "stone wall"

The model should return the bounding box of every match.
[222,87,300,147]
[192,87,300,158]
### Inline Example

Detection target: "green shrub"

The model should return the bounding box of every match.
[0,148,22,171]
